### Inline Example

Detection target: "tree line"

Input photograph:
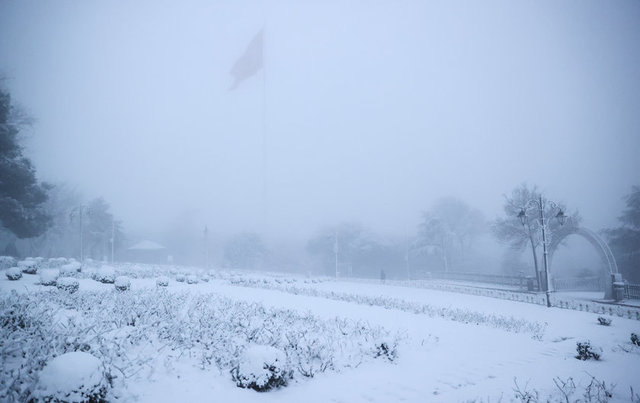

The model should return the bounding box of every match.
[1,84,638,282]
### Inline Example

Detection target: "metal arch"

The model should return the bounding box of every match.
[548,227,619,298]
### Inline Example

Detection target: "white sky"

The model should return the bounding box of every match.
[1,0,639,239]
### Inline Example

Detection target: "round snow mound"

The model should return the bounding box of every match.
[39,269,60,286]
[33,351,108,403]
[156,276,170,287]
[232,345,290,392]
[186,275,199,284]
[47,257,69,268]
[18,259,38,274]
[60,262,82,277]
[6,267,22,281]
[114,276,130,291]
[57,277,80,293]
[93,266,116,284]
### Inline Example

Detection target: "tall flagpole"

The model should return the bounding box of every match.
[261,27,268,237]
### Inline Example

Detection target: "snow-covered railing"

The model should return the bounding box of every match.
[343,277,640,320]
[626,282,640,300]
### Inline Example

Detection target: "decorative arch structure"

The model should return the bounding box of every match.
[548,227,618,299]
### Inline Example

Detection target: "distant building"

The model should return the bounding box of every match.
[125,240,168,264]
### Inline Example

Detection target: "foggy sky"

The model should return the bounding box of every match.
[1,0,639,240]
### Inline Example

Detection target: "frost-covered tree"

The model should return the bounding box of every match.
[605,186,640,282]
[307,222,402,278]
[492,184,579,283]
[83,197,125,261]
[415,198,485,272]
[0,85,50,246]
[19,183,81,257]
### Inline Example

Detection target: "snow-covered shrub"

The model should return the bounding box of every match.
[39,269,60,286]
[47,257,69,268]
[186,275,199,284]
[231,345,291,392]
[0,288,400,400]
[597,317,612,326]
[18,259,38,274]
[0,256,16,270]
[31,352,109,403]
[575,341,601,360]
[57,277,80,294]
[114,276,130,291]
[156,276,170,287]
[374,339,399,362]
[632,333,640,347]
[93,266,116,284]
[175,273,186,282]
[230,278,547,338]
[60,262,82,277]
[6,267,22,281]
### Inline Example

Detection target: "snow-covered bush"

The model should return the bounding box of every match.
[6,267,22,281]
[57,277,80,294]
[39,269,60,286]
[575,341,601,360]
[0,256,16,270]
[60,262,82,277]
[632,333,640,347]
[31,352,109,403]
[18,259,38,274]
[175,273,186,282]
[0,289,399,399]
[232,345,291,392]
[114,276,130,291]
[156,276,169,287]
[230,277,547,338]
[597,316,612,326]
[374,339,399,362]
[186,275,199,284]
[47,257,68,268]
[93,266,116,284]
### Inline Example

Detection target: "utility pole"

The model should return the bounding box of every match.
[204,226,209,269]
[111,219,115,264]
[333,231,339,278]
[79,205,84,262]
[405,239,410,281]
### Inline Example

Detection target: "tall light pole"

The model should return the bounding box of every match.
[204,226,209,269]
[518,194,567,307]
[110,219,115,264]
[70,205,89,262]
[333,231,339,278]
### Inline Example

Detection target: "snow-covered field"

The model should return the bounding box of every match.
[2,260,639,402]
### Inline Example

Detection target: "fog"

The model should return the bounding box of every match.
[1,1,639,260]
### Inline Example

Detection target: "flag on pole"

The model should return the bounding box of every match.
[229,29,264,90]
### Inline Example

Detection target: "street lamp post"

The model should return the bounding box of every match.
[333,231,339,278]
[518,194,566,308]
[70,205,90,263]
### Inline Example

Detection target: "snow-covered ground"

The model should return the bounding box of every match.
[1,262,639,402]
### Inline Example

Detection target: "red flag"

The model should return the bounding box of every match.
[230,29,263,90]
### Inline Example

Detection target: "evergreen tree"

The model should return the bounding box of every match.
[0,87,50,240]
[606,186,640,281]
